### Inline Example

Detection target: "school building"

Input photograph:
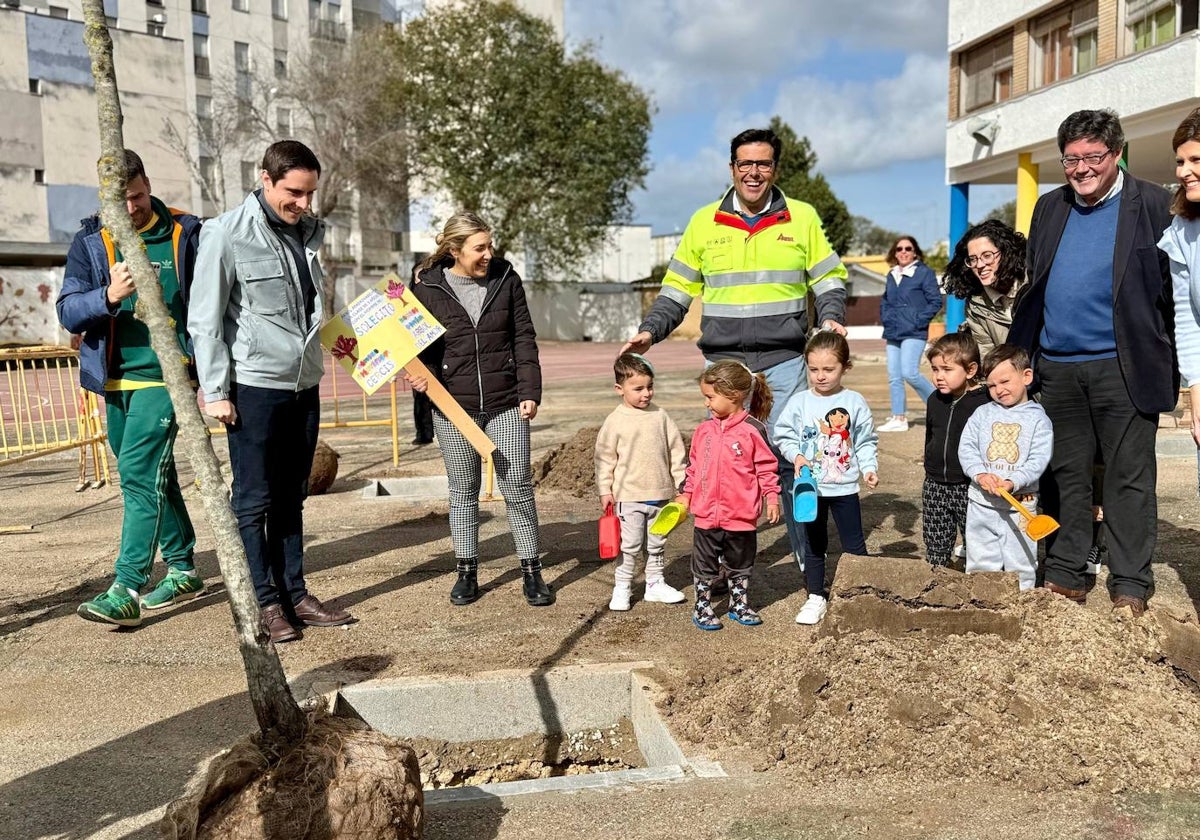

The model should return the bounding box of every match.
[945,0,1200,313]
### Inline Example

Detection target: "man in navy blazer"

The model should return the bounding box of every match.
[1010,109,1176,617]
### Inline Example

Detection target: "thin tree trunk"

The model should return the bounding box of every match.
[80,0,307,747]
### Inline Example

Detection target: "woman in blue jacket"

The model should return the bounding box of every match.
[878,235,942,433]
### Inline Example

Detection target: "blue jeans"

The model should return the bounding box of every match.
[226,383,320,608]
[886,338,934,416]
[803,494,868,598]
[759,355,812,569]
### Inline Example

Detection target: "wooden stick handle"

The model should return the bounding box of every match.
[402,359,496,459]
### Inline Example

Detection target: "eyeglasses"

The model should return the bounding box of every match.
[733,159,775,173]
[966,250,1000,267]
[1060,150,1113,170]
[895,245,914,252]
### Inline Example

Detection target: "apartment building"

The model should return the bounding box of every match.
[946,0,1200,231]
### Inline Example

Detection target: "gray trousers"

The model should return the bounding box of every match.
[614,501,668,586]
[965,494,1038,590]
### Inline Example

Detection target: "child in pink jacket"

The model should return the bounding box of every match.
[676,361,781,630]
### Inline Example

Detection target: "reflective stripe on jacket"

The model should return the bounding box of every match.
[639,186,847,370]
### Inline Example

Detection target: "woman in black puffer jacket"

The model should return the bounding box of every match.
[407,212,550,607]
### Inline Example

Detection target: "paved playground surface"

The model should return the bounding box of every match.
[1,340,1198,840]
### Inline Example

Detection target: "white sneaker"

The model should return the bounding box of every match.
[609,585,632,611]
[644,580,686,604]
[877,416,910,433]
[795,594,828,625]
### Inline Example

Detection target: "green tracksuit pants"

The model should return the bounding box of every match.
[105,387,196,591]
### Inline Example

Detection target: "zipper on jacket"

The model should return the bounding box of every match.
[424,265,511,412]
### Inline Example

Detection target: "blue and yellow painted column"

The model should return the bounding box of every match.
[1015,152,1039,236]
[946,182,969,332]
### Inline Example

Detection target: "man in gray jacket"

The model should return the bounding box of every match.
[189,140,353,642]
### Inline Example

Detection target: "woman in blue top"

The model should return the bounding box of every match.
[878,235,943,433]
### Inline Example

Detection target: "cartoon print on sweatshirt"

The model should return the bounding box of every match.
[817,407,853,480]
[985,421,1022,464]
[793,407,855,483]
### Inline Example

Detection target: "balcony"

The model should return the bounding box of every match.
[946,31,1200,186]
[309,17,347,41]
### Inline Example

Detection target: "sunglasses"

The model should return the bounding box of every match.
[895,245,914,252]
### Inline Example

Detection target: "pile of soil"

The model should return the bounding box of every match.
[410,719,642,788]
[163,713,424,840]
[663,592,1200,793]
[533,425,694,498]
[533,427,602,498]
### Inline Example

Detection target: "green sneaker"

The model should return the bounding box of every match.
[77,583,141,627]
[142,569,205,610]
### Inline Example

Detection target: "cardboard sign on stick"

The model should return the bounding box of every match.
[320,273,495,458]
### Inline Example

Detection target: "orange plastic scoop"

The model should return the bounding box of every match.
[998,488,1060,541]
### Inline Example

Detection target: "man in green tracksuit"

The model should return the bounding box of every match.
[56,149,205,627]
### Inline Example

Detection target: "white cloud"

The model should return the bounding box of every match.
[768,51,948,173]
[567,0,949,112]
[632,145,731,232]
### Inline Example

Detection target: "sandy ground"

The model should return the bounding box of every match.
[1,340,1200,840]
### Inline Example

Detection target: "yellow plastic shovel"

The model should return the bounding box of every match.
[998,488,1060,541]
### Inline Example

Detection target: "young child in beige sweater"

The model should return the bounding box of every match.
[594,353,688,610]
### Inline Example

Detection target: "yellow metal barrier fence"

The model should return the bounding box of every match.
[0,346,110,488]
[1,347,402,482]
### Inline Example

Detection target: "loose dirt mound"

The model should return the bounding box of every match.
[162,713,424,840]
[533,427,602,498]
[664,591,1200,793]
[533,425,694,498]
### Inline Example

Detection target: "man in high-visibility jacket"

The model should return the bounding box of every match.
[621,127,849,589]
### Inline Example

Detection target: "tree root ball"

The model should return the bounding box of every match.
[308,440,340,496]
[162,714,424,840]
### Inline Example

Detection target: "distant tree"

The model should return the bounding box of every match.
[924,240,950,274]
[768,116,852,255]
[392,0,652,278]
[849,214,903,256]
[983,199,1017,229]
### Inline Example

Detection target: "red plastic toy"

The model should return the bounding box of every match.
[598,502,621,560]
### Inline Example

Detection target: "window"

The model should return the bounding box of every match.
[234,41,251,73]
[960,33,1013,114]
[147,16,165,36]
[1127,0,1178,52]
[309,0,320,19]
[196,95,213,140]
[272,0,286,18]
[29,78,41,95]
[241,160,259,193]
[194,34,210,77]
[34,169,45,185]
[276,106,292,136]
[274,48,288,78]
[233,0,249,11]
[48,5,68,17]
[192,0,208,13]
[146,0,163,6]
[1031,1,1098,88]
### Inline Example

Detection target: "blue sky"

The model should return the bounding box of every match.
[564,0,1014,248]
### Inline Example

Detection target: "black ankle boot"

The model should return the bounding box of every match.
[450,569,479,605]
[521,565,555,606]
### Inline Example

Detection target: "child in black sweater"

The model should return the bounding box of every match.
[922,333,990,567]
